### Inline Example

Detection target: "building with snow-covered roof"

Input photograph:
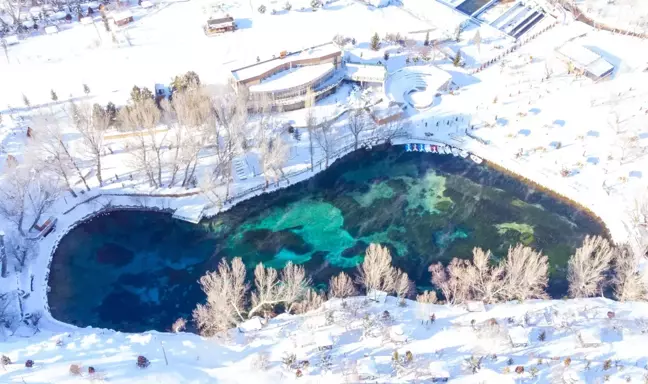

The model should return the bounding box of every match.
[111,10,134,26]
[428,361,450,382]
[345,62,386,86]
[578,328,602,347]
[555,41,614,81]
[204,14,236,35]
[230,42,344,111]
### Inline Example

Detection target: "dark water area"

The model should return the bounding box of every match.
[48,145,605,332]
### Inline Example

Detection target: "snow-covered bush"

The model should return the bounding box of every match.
[567,236,614,298]
[25,359,34,368]
[70,364,82,375]
[1,355,11,366]
[171,317,186,333]
[284,1,292,10]
[251,352,270,371]
[258,5,266,13]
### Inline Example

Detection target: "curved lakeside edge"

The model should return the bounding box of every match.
[36,140,619,332]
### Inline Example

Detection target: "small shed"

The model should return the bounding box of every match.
[141,0,155,8]
[428,361,450,382]
[358,357,378,380]
[111,11,134,26]
[44,25,59,35]
[508,326,530,347]
[367,289,388,303]
[389,324,407,343]
[466,301,485,312]
[578,328,602,348]
[316,333,333,351]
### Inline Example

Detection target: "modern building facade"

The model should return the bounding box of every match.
[204,14,236,35]
[230,42,346,111]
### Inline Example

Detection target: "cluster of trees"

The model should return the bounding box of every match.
[192,243,410,336]
[430,235,648,304]
[193,233,648,336]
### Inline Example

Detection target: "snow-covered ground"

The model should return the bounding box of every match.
[577,0,648,35]
[1,0,648,381]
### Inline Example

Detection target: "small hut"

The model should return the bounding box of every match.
[578,328,602,348]
[466,301,485,312]
[316,333,333,351]
[508,326,530,348]
[428,361,450,382]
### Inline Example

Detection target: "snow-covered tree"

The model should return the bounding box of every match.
[453,50,462,67]
[346,109,370,150]
[567,235,614,298]
[357,243,396,294]
[83,83,91,96]
[312,118,336,168]
[248,262,311,317]
[50,89,58,103]
[69,102,108,186]
[424,31,430,46]
[472,30,482,53]
[329,272,357,298]
[612,244,647,301]
[500,244,549,301]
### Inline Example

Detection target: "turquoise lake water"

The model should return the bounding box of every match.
[48,145,605,332]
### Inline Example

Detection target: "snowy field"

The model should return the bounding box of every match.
[577,0,648,35]
[0,0,648,381]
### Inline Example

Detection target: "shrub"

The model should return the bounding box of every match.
[404,351,413,364]
[507,358,514,366]
[136,356,150,368]
[515,366,524,374]
[530,366,539,377]
[383,52,389,61]
[564,357,571,367]
[295,368,303,377]
[70,364,82,375]
[252,352,270,371]
[284,1,292,10]
[282,352,297,370]
[258,5,266,13]
[25,360,34,368]
[88,366,96,374]
[1,355,11,366]
[171,317,186,333]
[382,310,390,321]
[603,359,612,370]
[538,330,546,341]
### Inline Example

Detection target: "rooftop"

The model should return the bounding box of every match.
[345,63,387,82]
[231,42,342,83]
[248,63,334,93]
[556,42,614,77]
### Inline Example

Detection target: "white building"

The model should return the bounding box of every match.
[555,41,614,81]
[345,63,386,86]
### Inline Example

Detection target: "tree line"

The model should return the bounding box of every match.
[191,235,648,336]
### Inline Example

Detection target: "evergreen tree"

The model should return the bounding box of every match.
[22,94,30,108]
[50,89,58,102]
[370,32,380,51]
[383,51,389,61]
[424,31,430,46]
[183,71,201,89]
[83,83,91,96]
[453,50,462,67]
[140,87,154,101]
[258,4,266,13]
[92,103,106,121]
[106,102,117,123]
[130,85,142,103]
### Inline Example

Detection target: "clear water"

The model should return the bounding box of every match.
[48,145,605,332]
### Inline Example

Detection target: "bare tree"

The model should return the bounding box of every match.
[329,272,357,298]
[120,99,165,187]
[393,269,414,302]
[167,88,212,186]
[357,243,396,295]
[193,257,248,336]
[0,163,60,236]
[500,244,549,301]
[312,118,336,168]
[608,112,624,135]
[612,244,647,301]
[292,288,326,314]
[346,109,370,150]
[257,121,289,187]
[69,102,109,186]
[248,262,311,317]
[4,232,36,272]
[171,317,187,333]
[416,290,437,304]
[32,111,91,192]
[211,85,249,198]
[567,235,614,298]
[372,113,406,143]
[430,245,548,304]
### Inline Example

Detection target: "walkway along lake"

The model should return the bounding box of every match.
[48,145,606,332]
